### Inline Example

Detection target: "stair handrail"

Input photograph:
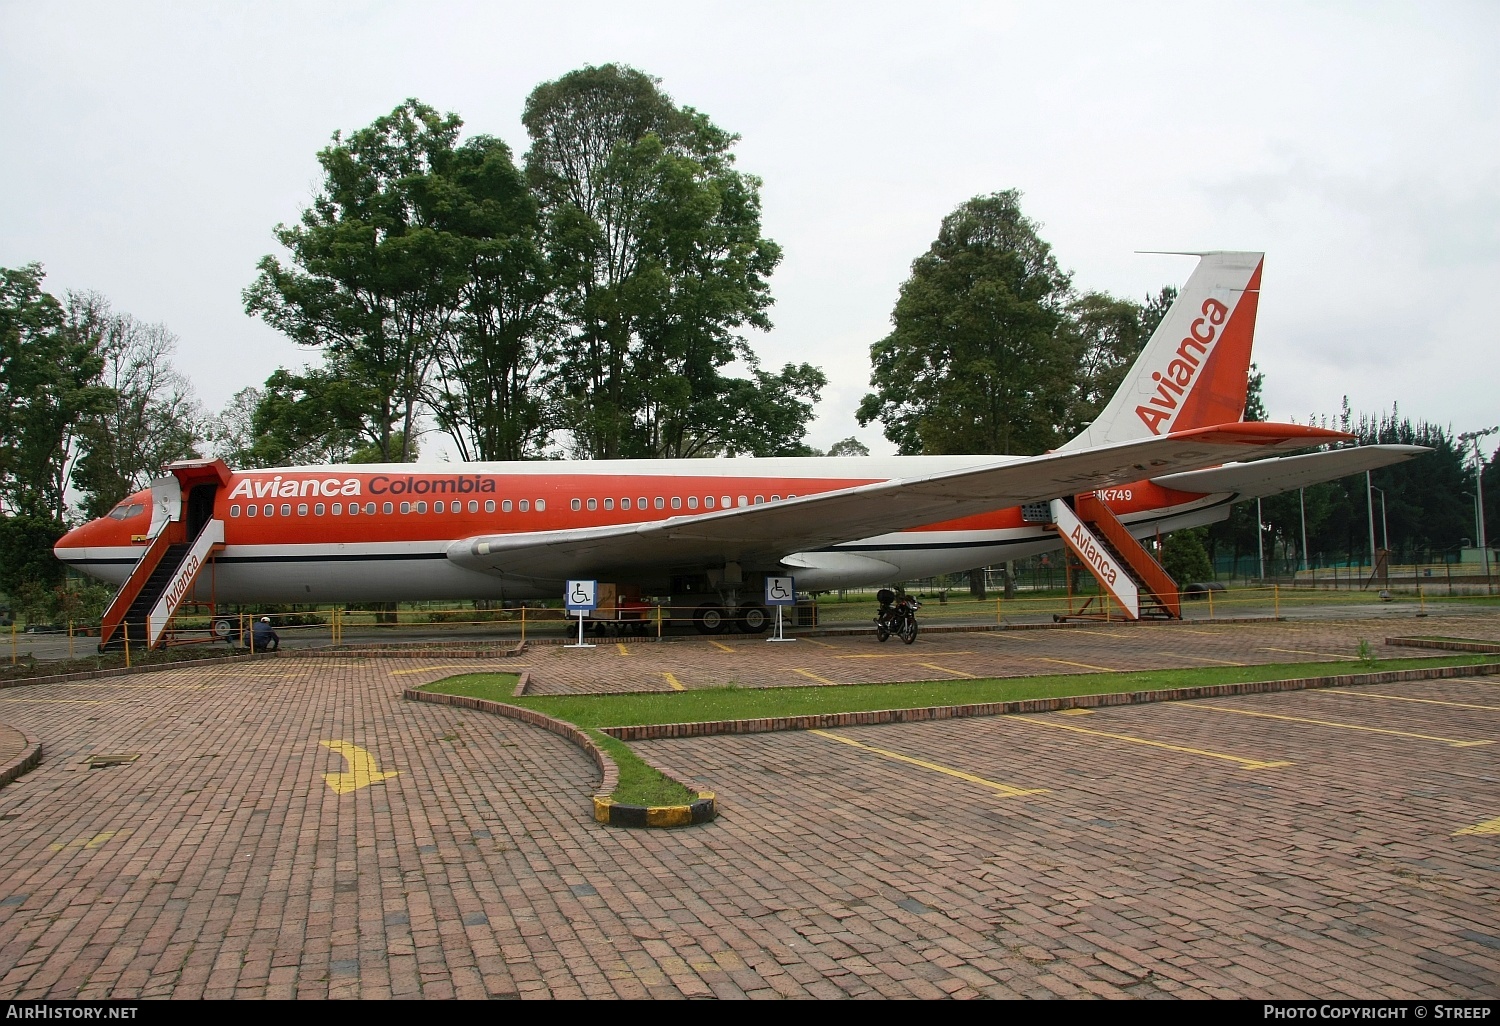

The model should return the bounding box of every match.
[1074,492,1181,618]
[145,519,225,647]
[98,520,186,649]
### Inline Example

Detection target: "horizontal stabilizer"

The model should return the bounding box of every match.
[1150,444,1429,499]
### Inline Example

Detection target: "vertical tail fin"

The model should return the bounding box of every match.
[1060,251,1264,451]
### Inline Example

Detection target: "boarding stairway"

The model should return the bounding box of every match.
[1037,493,1180,621]
[98,517,225,651]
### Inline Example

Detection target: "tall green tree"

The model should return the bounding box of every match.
[423,135,557,461]
[245,100,472,463]
[0,265,111,521]
[857,191,1074,455]
[523,64,792,459]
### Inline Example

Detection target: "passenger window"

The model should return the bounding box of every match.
[281,504,292,516]
[502,500,512,512]
[723,495,733,509]
[382,502,393,514]
[671,497,681,509]
[519,499,530,512]
[638,496,647,510]
[654,497,664,510]
[754,495,764,505]
[468,500,478,513]
[738,496,748,508]
[621,497,631,510]
[315,503,325,516]
[485,500,496,513]
[433,501,444,513]
[246,505,257,518]
[230,505,240,518]
[771,495,780,502]
[347,504,358,517]
[687,496,698,509]
[416,501,427,514]
[787,494,796,500]
[297,503,308,516]
[400,501,411,514]
[264,504,274,517]
[332,503,342,515]
[705,496,714,509]
[587,498,597,511]
[536,499,545,511]
[571,498,581,511]
[604,497,614,510]
[364,502,375,515]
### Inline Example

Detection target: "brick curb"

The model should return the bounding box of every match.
[0,649,286,690]
[597,661,1500,741]
[402,688,716,829]
[1387,636,1500,653]
[0,724,42,789]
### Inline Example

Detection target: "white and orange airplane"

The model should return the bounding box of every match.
[56,252,1425,636]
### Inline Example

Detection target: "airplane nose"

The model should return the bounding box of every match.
[54,522,91,560]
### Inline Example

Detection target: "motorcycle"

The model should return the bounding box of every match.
[874,590,921,645]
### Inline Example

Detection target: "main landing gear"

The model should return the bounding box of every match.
[693,603,770,635]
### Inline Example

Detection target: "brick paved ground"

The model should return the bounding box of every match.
[0,617,1494,999]
[519,611,1500,694]
[0,723,28,772]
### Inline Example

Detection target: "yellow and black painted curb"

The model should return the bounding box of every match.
[593,793,718,829]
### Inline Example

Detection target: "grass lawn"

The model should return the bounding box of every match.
[431,654,1494,730]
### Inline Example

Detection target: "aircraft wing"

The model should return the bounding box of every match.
[447,422,1347,584]
[1150,444,1429,499]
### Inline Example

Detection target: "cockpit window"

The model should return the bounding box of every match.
[107,503,144,521]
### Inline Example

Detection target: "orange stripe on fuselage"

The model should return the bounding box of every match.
[56,471,1216,551]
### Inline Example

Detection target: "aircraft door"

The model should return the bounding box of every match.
[186,484,218,537]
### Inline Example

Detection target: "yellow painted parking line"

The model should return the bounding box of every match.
[918,663,977,679]
[809,730,1046,798]
[982,632,1040,641]
[1454,816,1500,837]
[662,672,686,691]
[0,698,101,704]
[1184,704,1493,748]
[1080,630,1131,638]
[48,831,116,853]
[837,654,901,659]
[388,665,498,675]
[1012,715,1293,770]
[1174,628,1228,636]
[792,669,839,686]
[616,643,630,656]
[1176,654,1247,666]
[1057,708,1094,717]
[1318,689,1500,712]
[709,640,735,653]
[1035,657,1119,672]
[801,638,838,649]
[1262,647,1352,660]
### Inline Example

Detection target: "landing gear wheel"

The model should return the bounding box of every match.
[212,617,235,645]
[694,604,729,635]
[737,603,770,634]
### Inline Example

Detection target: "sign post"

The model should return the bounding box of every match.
[764,575,797,642]
[564,580,597,648]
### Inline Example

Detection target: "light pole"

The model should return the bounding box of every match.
[1257,496,1265,581]
[1299,488,1309,573]
[1365,471,1378,573]
[1371,486,1389,551]
[1458,427,1498,583]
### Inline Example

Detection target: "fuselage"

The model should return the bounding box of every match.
[54,455,1232,603]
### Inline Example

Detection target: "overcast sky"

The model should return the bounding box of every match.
[3,1,1496,459]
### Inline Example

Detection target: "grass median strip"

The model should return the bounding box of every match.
[416,655,1492,806]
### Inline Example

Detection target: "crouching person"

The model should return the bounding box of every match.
[252,616,280,652]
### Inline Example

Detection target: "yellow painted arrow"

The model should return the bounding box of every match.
[320,740,398,795]
[1454,816,1500,837]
